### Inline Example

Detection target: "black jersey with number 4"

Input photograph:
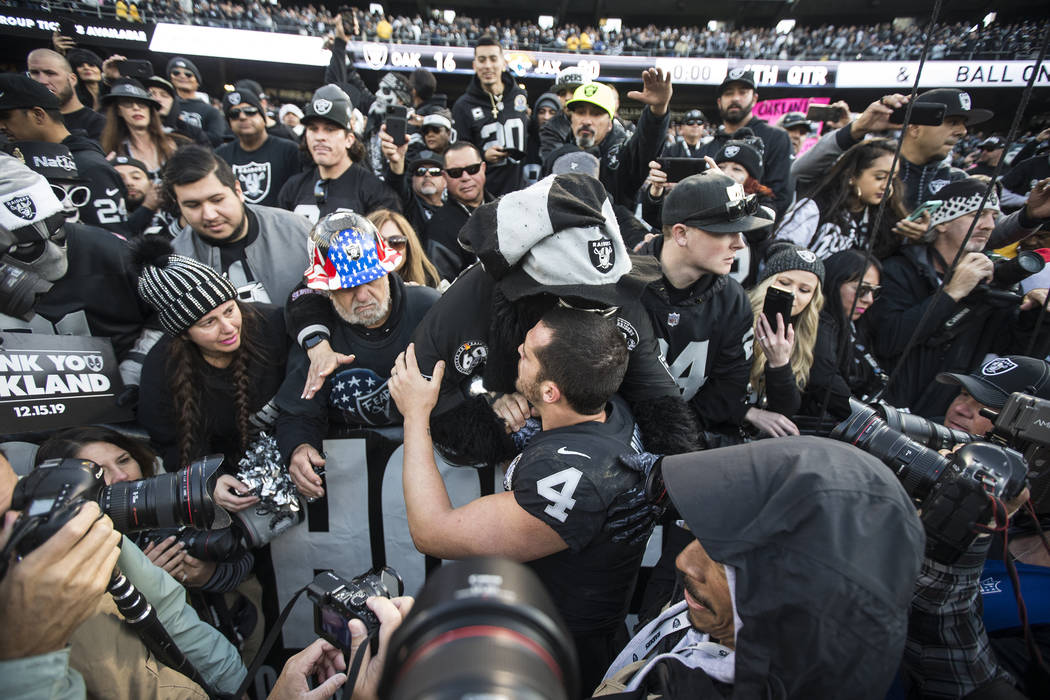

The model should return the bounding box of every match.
[509,394,646,635]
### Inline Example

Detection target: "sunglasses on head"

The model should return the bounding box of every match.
[413,166,442,177]
[170,69,195,79]
[229,107,260,119]
[444,163,483,178]
[384,234,408,249]
[314,179,329,205]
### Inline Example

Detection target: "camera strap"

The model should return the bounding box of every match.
[233,584,377,699]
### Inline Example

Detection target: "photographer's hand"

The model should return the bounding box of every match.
[0,503,120,660]
[1020,288,1048,311]
[290,444,326,500]
[142,535,188,576]
[213,474,260,513]
[944,252,994,301]
[172,553,216,588]
[346,596,415,700]
[268,638,347,700]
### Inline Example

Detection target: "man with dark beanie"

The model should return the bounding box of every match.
[167,56,224,146]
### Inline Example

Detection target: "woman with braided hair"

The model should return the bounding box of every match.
[132,237,288,504]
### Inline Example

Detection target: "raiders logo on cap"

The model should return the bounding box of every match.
[723,144,740,158]
[729,68,746,79]
[583,84,599,97]
[959,92,972,111]
[929,179,950,194]
[313,99,333,115]
[797,250,817,263]
[982,357,1018,376]
[227,92,241,105]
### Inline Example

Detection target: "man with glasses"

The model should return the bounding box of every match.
[166,56,224,147]
[216,88,301,208]
[423,142,491,275]
[276,211,439,498]
[164,144,311,305]
[278,84,400,225]
[377,137,445,239]
[0,74,128,235]
[663,109,709,158]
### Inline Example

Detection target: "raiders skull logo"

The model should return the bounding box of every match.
[958,92,972,111]
[313,99,333,115]
[982,357,1018,376]
[227,92,242,106]
[4,195,36,221]
[796,250,817,263]
[723,145,740,158]
[362,43,389,71]
[728,68,746,80]
[589,239,615,272]
[583,84,599,97]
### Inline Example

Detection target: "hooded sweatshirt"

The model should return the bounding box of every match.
[452,71,530,196]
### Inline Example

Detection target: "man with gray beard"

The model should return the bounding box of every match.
[274,211,439,499]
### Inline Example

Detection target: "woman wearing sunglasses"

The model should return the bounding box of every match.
[100,78,186,177]
[367,208,443,288]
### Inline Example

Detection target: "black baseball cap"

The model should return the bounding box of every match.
[915,88,992,126]
[718,68,756,95]
[0,73,60,110]
[662,170,773,233]
[683,108,706,123]
[781,112,811,130]
[144,75,177,99]
[937,355,1050,409]
[109,154,151,177]
[979,136,1005,150]
[408,149,444,171]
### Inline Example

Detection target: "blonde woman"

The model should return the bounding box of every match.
[745,244,826,437]
[367,208,443,288]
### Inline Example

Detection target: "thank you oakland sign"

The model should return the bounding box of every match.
[0,333,132,433]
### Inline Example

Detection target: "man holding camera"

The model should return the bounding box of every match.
[0,451,247,698]
[388,306,649,693]
[866,177,1050,418]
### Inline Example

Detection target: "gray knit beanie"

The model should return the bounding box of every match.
[132,237,237,336]
[762,242,826,286]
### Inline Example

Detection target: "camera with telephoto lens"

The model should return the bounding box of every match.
[871,401,976,450]
[138,526,242,562]
[966,250,1047,305]
[307,567,404,651]
[832,398,1028,564]
[1,456,231,578]
[379,558,579,700]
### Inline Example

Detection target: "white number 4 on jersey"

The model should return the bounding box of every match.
[536,467,582,523]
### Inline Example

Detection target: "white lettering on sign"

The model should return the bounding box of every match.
[786,65,829,86]
[391,50,421,68]
[837,61,1050,88]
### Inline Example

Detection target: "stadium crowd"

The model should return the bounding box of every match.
[1,12,1050,700]
[11,0,1049,60]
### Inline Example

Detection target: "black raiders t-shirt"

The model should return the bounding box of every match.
[277,163,402,224]
[508,394,647,635]
[216,136,302,208]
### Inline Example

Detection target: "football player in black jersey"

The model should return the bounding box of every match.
[451,36,530,196]
[390,307,648,693]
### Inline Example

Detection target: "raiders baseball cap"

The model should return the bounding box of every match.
[407,149,444,172]
[553,67,586,94]
[566,82,616,118]
[303,84,353,130]
[0,73,60,111]
[682,108,706,124]
[100,79,161,110]
[662,170,773,233]
[979,136,1006,150]
[10,141,81,182]
[915,88,992,126]
[780,112,811,131]
[937,356,1050,409]
[718,68,756,95]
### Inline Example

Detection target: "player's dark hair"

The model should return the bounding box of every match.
[534,308,628,415]
[445,140,484,162]
[410,68,436,101]
[474,35,501,53]
[162,143,239,206]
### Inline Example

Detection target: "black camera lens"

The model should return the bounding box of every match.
[880,405,976,450]
[832,399,953,503]
[379,558,579,700]
[101,455,231,533]
[992,250,1045,289]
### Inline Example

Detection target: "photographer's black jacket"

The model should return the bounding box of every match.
[864,244,1047,418]
[639,236,752,434]
[452,71,530,196]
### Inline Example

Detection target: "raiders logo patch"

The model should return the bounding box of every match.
[959,92,972,111]
[4,195,36,221]
[233,161,272,204]
[929,179,950,194]
[583,84,599,97]
[180,110,203,128]
[606,142,622,170]
[344,238,363,260]
[616,317,639,351]
[514,94,528,111]
[471,107,484,121]
[589,239,615,272]
[313,99,333,115]
[728,67,746,80]
[454,340,488,374]
[796,249,817,263]
[723,144,740,158]
[982,357,1018,376]
[227,92,241,106]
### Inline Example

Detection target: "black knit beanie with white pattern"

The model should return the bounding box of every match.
[131,236,237,336]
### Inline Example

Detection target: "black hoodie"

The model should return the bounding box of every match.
[452,71,530,196]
